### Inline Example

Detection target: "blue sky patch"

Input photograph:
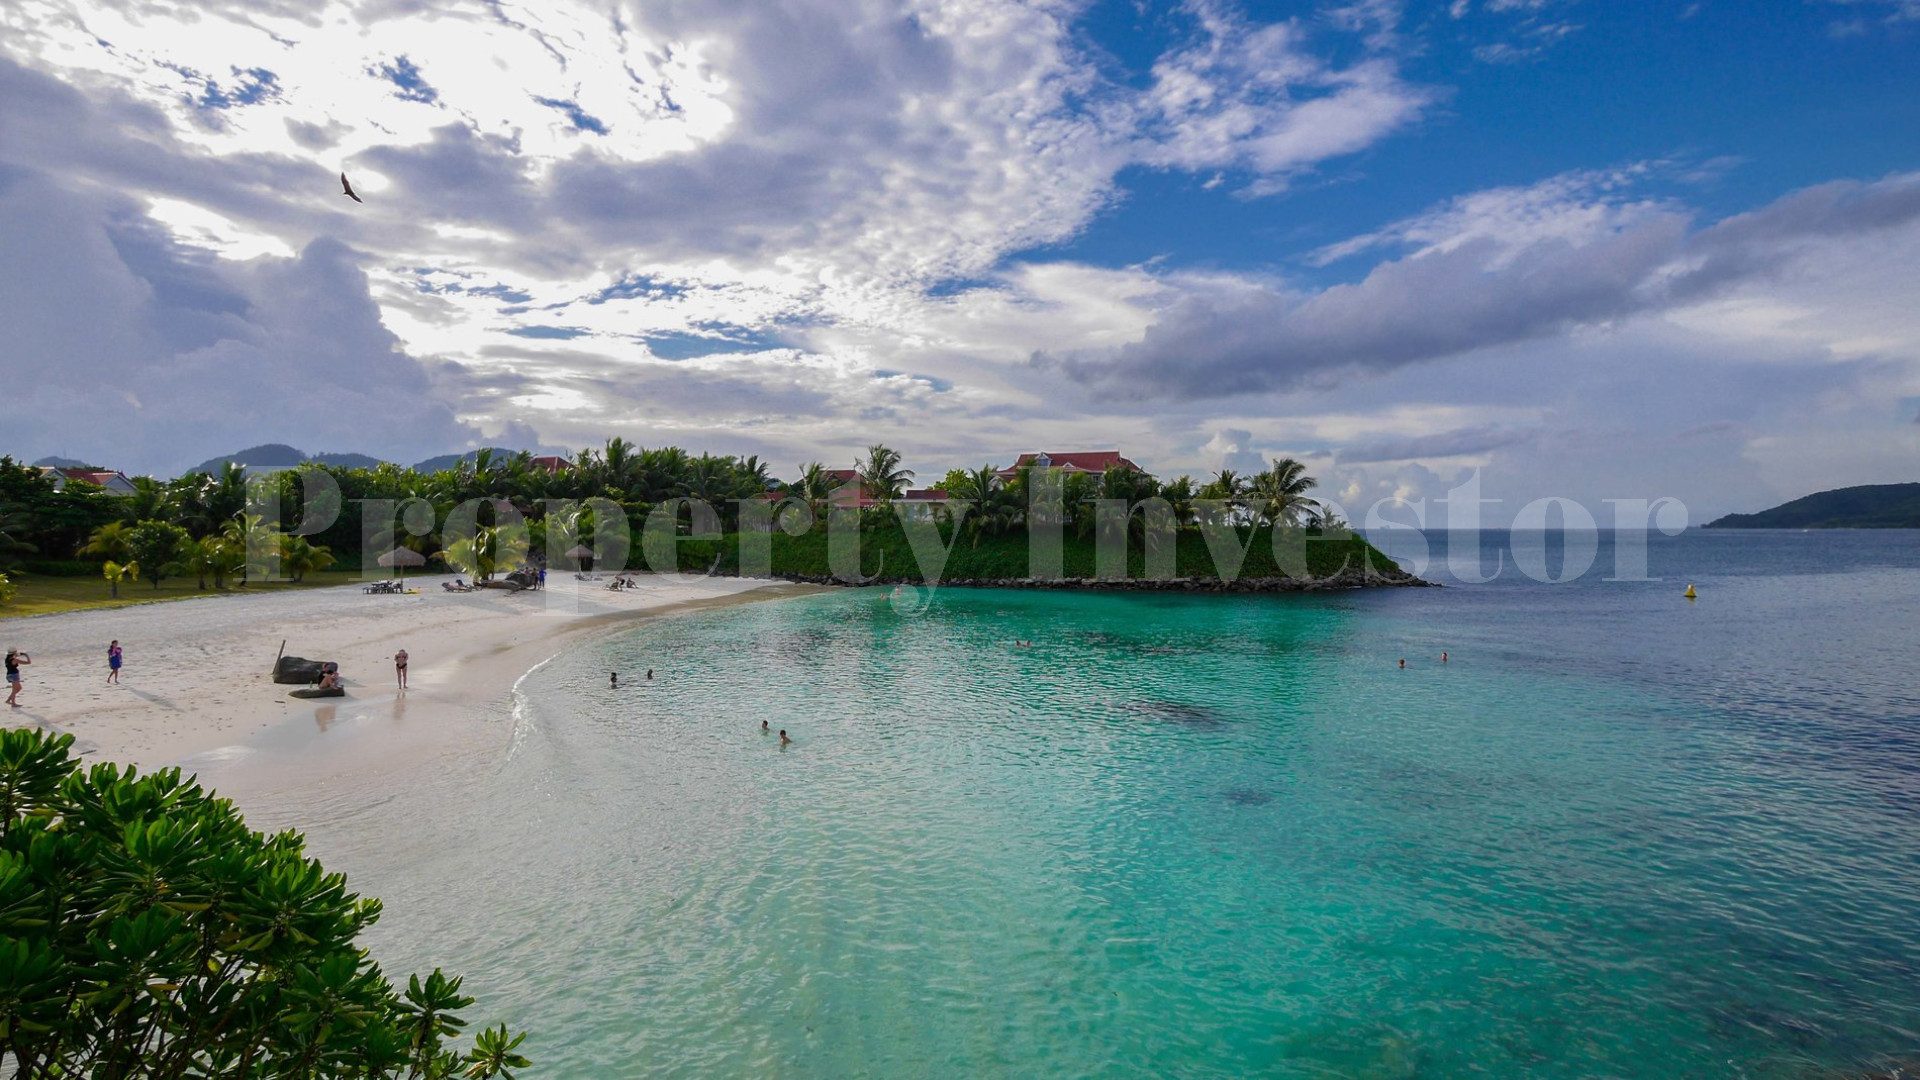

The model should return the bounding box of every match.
[372,55,438,104]
[505,325,591,340]
[642,327,786,360]
[535,96,610,135]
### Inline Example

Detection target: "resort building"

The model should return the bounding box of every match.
[899,488,951,519]
[997,451,1142,481]
[38,467,138,496]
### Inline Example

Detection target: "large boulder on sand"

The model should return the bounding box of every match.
[272,656,335,684]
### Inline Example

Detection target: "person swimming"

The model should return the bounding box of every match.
[646,669,653,680]
[1398,658,1406,669]
[761,720,770,734]
[1441,651,1449,663]
[610,671,618,689]
[779,729,792,746]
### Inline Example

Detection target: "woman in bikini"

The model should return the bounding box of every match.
[394,648,409,689]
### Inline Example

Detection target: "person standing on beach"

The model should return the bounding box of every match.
[107,641,123,684]
[394,648,409,689]
[6,649,28,707]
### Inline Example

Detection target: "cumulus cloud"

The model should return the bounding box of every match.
[1133,1,1430,194]
[1046,170,1920,401]
[0,165,473,472]
[0,0,1445,473]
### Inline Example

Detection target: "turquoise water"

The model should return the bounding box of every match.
[319,532,1920,1078]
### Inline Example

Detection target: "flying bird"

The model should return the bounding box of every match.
[340,172,362,204]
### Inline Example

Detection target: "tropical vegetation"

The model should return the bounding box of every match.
[0,726,531,1078]
[0,444,1386,599]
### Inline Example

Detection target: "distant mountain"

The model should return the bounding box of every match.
[1705,483,1920,529]
[410,448,525,473]
[307,452,388,470]
[178,445,534,477]
[32,455,98,469]
[188,443,308,475]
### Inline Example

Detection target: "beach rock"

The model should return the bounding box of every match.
[272,656,333,685]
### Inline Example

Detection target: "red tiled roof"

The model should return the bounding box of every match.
[51,468,126,486]
[1002,451,1140,474]
[529,455,569,473]
[902,488,949,501]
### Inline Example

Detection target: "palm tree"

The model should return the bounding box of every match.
[1161,476,1198,527]
[279,535,336,584]
[1249,457,1320,527]
[1198,469,1252,526]
[222,513,279,585]
[736,455,775,496]
[634,445,691,502]
[181,537,215,590]
[1200,469,1248,502]
[207,462,250,525]
[101,559,138,599]
[162,474,215,537]
[788,463,832,517]
[683,454,733,506]
[950,465,1016,546]
[600,438,639,497]
[435,524,524,582]
[856,445,913,511]
[123,476,165,524]
[79,521,135,565]
[1063,472,1099,539]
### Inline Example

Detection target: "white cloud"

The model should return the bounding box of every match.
[0,0,1913,525]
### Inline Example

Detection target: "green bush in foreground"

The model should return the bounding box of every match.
[0,728,529,1079]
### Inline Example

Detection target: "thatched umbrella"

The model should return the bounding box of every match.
[377,546,426,583]
[566,544,596,572]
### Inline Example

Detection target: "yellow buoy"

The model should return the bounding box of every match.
[1684,584,1697,600]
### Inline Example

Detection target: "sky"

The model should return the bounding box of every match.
[2,0,1917,523]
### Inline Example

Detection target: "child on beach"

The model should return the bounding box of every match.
[394,648,408,689]
[107,641,122,684]
[6,649,29,707]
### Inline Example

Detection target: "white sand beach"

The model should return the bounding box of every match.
[0,574,816,795]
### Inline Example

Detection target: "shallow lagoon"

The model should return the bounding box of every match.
[304,531,1920,1078]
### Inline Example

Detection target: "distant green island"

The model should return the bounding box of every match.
[1704,483,1920,529]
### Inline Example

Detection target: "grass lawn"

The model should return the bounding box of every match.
[0,568,368,619]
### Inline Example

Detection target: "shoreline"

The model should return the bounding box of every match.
[1,574,824,788]
[756,565,1437,591]
[2,568,1423,809]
